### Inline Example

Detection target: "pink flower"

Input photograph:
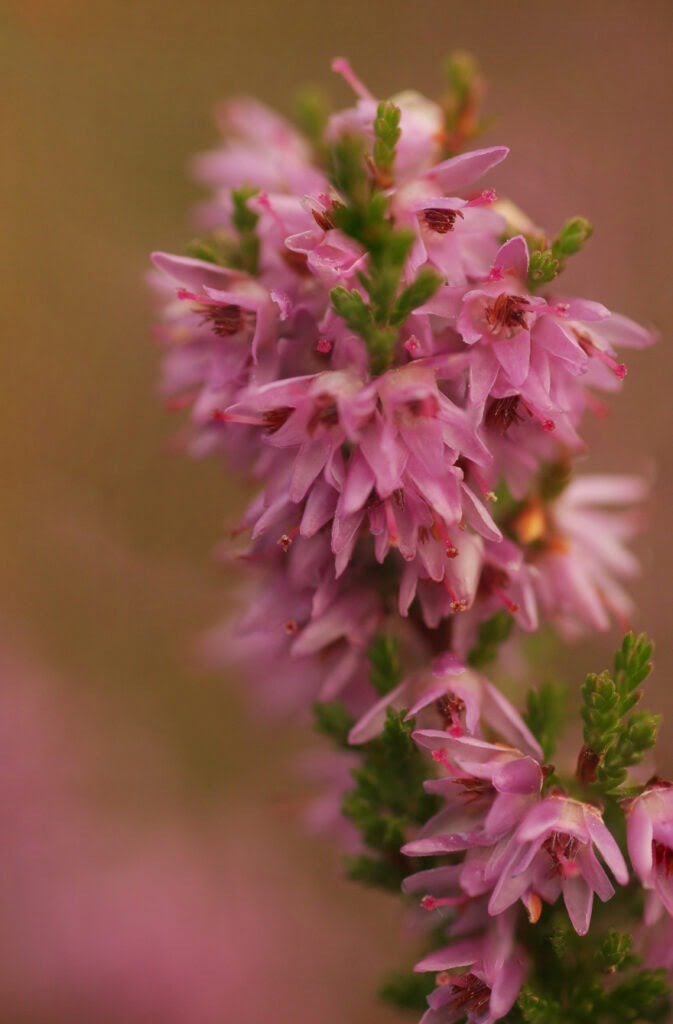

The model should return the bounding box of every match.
[224,361,497,582]
[489,795,628,935]
[626,780,673,915]
[523,474,647,633]
[193,96,326,196]
[349,664,542,758]
[413,913,527,1024]
[402,734,542,857]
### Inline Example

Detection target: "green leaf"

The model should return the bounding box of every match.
[379,969,435,1011]
[329,286,373,338]
[344,853,404,892]
[373,101,401,180]
[596,931,637,974]
[329,134,369,204]
[517,987,562,1024]
[230,185,260,275]
[390,268,443,327]
[551,216,593,260]
[313,701,354,748]
[524,681,568,761]
[185,237,231,266]
[580,633,657,795]
[527,216,593,290]
[467,610,514,668]
[293,87,330,151]
[368,634,402,696]
[339,709,439,892]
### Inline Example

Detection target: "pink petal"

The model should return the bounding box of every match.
[424,146,509,193]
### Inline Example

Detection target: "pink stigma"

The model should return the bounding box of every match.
[468,189,498,207]
[420,895,462,911]
[432,749,451,769]
[405,335,421,356]
[543,419,556,432]
[331,58,373,100]
[316,338,332,354]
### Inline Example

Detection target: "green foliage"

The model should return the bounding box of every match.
[580,633,658,793]
[467,610,514,668]
[527,216,593,289]
[379,969,435,1011]
[344,853,406,892]
[293,87,330,153]
[536,459,572,501]
[389,268,443,327]
[596,931,637,974]
[373,101,401,181]
[229,185,260,275]
[442,50,486,155]
[313,700,354,748]
[367,633,401,696]
[507,921,670,1024]
[185,236,231,266]
[329,285,373,337]
[341,709,439,891]
[524,681,568,761]
[327,128,442,373]
[553,216,593,259]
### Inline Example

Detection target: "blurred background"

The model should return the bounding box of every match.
[2,1,672,1020]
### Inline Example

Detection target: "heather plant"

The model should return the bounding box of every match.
[149,54,670,1023]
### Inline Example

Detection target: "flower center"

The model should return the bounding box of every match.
[438,973,491,1015]
[197,302,246,337]
[544,831,581,878]
[423,207,464,234]
[485,395,523,433]
[484,293,530,337]
[307,395,340,433]
[653,840,673,875]
[436,692,466,735]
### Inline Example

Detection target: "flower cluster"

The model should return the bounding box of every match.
[150,56,669,1024]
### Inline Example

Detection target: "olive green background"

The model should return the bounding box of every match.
[2,1,672,1020]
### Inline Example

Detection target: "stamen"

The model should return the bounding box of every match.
[485,395,524,434]
[316,337,332,354]
[524,891,543,924]
[484,293,530,336]
[422,207,464,234]
[278,525,300,552]
[384,500,400,546]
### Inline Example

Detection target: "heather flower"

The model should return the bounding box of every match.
[626,780,673,915]
[513,474,647,633]
[149,55,662,1024]
[489,795,628,935]
[193,96,326,197]
[413,912,527,1024]
[349,668,542,759]
[402,734,543,858]
[223,361,496,580]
